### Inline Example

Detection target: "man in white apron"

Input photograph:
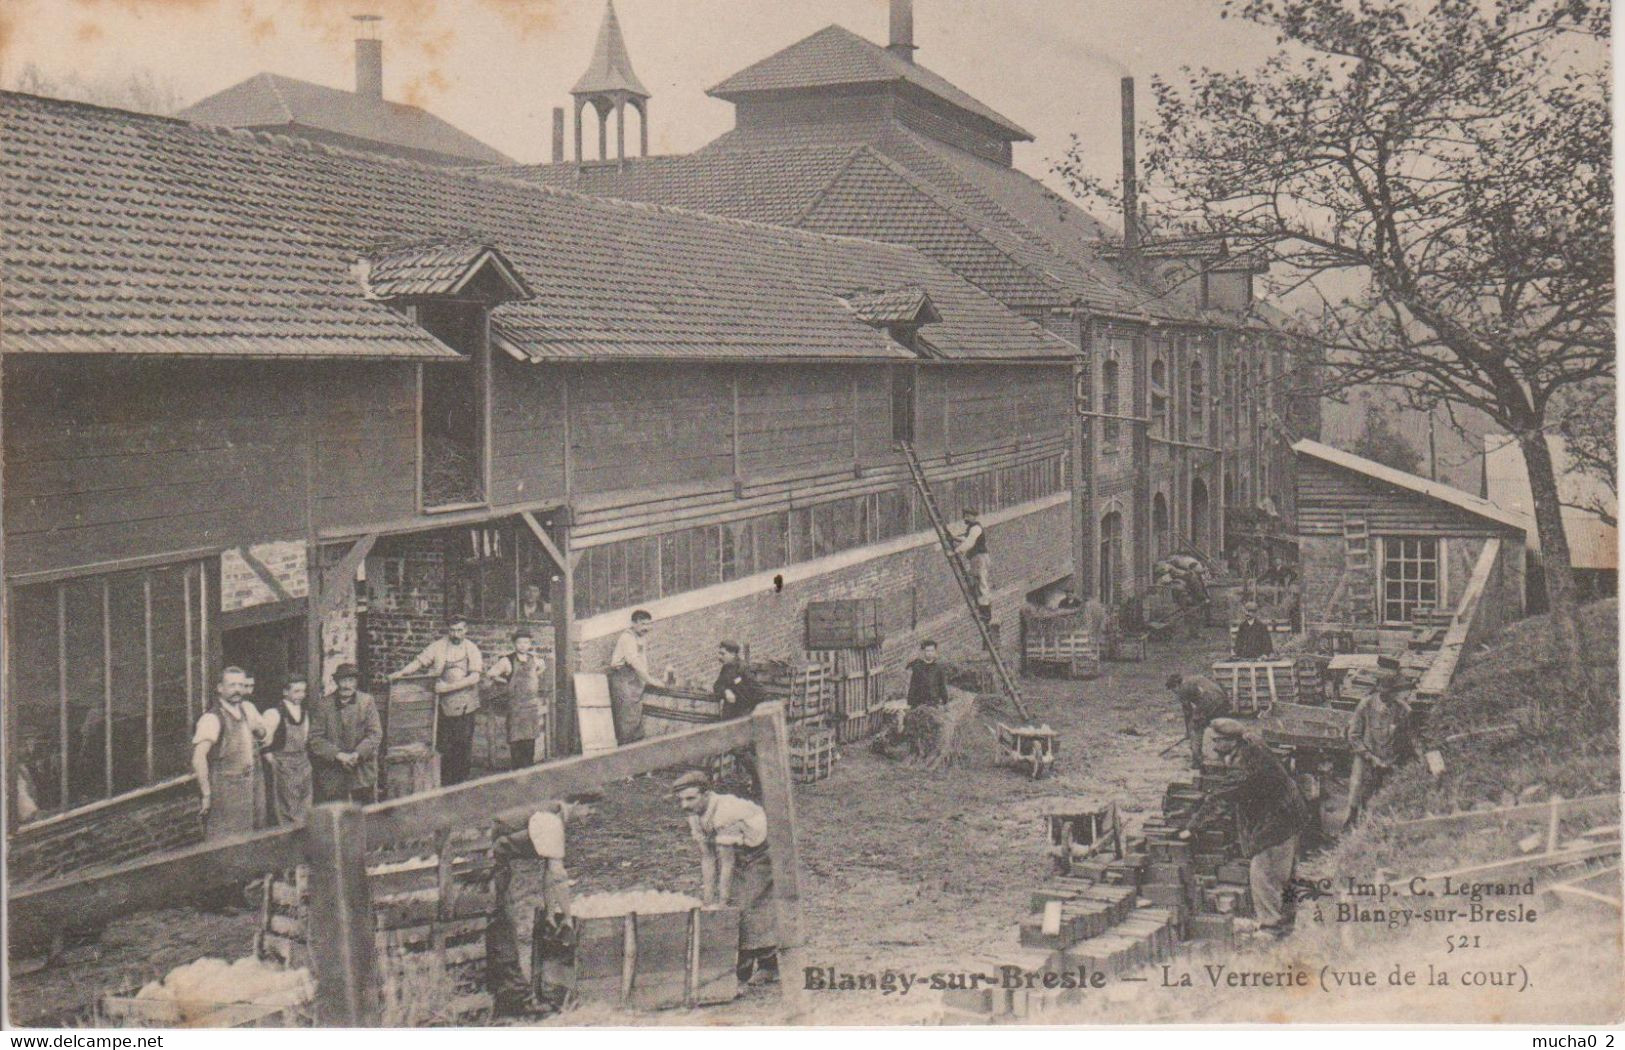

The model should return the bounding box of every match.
[391,617,484,785]
[190,667,269,839]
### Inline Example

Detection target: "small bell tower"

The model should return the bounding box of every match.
[571,0,650,165]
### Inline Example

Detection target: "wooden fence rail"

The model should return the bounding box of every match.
[9,704,805,1025]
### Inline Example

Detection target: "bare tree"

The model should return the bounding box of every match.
[1058,0,1612,686]
[5,61,180,116]
[1554,380,1617,528]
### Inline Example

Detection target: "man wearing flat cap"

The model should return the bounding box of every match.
[1181,719,1309,937]
[308,662,382,804]
[1344,673,1423,830]
[673,770,779,983]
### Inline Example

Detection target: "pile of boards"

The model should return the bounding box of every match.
[1019,607,1101,679]
[257,827,496,1021]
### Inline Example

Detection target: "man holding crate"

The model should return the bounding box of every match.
[674,770,779,984]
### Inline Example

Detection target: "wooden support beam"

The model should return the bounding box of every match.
[751,703,807,1021]
[236,545,295,604]
[305,804,382,1026]
[319,535,378,614]
[364,714,758,844]
[519,511,567,573]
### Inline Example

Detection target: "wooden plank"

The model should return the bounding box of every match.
[305,804,382,1026]
[574,672,619,755]
[750,703,807,1021]
[1390,794,1619,834]
[8,822,309,943]
[364,715,759,846]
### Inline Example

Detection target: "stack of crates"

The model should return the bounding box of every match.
[258,827,496,1020]
[1020,608,1101,679]
[754,659,838,783]
[1210,659,1300,712]
[812,644,890,743]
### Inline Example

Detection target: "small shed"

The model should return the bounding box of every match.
[1292,440,1527,627]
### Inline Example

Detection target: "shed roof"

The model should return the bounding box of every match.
[178,72,511,166]
[708,25,1032,142]
[2,92,1075,365]
[1292,439,1528,534]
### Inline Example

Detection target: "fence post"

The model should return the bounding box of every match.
[305,803,381,1026]
[750,702,808,1021]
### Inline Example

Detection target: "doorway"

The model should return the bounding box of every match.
[222,607,307,711]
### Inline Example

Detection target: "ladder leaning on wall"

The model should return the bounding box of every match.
[896,441,1034,724]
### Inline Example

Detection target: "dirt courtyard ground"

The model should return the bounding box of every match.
[12,621,1618,1027]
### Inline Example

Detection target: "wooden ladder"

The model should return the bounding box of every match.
[897,441,1033,724]
[1342,516,1375,619]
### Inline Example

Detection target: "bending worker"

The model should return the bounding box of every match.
[1179,719,1308,938]
[674,770,779,984]
[485,794,598,1018]
[1166,672,1230,769]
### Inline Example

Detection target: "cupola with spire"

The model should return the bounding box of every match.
[571,0,651,165]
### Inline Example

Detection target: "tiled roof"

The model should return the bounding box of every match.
[708,25,1032,142]
[2,92,1075,365]
[363,241,532,300]
[572,1,650,99]
[178,73,511,166]
[499,132,1165,318]
[841,287,939,326]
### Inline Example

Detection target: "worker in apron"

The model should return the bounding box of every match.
[261,677,313,825]
[391,617,484,785]
[486,629,548,768]
[673,770,778,983]
[951,508,992,622]
[191,666,269,839]
[607,609,657,744]
[484,794,598,1017]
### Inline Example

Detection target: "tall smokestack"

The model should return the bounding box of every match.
[354,15,383,100]
[552,107,565,164]
[888,0,916,63]
[1120,76,1139,261]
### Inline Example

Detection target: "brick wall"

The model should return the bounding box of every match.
[360,531,556,767]
[8,778,201,887]
[221,540,308,612]
[573,500,1071,732]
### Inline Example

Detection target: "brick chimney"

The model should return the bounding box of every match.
[552,107,565,164]
[354,15,383,100]
[1121,76,1139,261]
[887,0,916,63]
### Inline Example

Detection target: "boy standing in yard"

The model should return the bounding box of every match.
[1344,673,1423,830]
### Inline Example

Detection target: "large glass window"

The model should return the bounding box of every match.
[1382,537,1442,624]
[9,561,208,823]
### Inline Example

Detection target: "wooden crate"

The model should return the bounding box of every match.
[383,676,439,752]
[812,646,887,722]
[1022,610,1101,679]
[258,826,495,1016]
[382,744,439,800]
[1210,659,1299,712]
[101,994,299,1028]
[1257,702,1354,750]
[570,905,741,1010]
[806,599,883,649]
[835,708,888,744]
[1106,633,1148,663]
[788,726,838,783]
[753,661,831,724]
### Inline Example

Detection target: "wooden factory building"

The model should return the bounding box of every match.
[1,90,1080,881]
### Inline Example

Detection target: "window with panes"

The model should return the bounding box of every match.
[9,561,210,822]
[1381,537,1442,624]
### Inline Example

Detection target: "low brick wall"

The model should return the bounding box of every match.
[573,498,1072,728]
[8,777,202,888]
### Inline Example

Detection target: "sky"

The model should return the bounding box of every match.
[0,0,1288,195]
